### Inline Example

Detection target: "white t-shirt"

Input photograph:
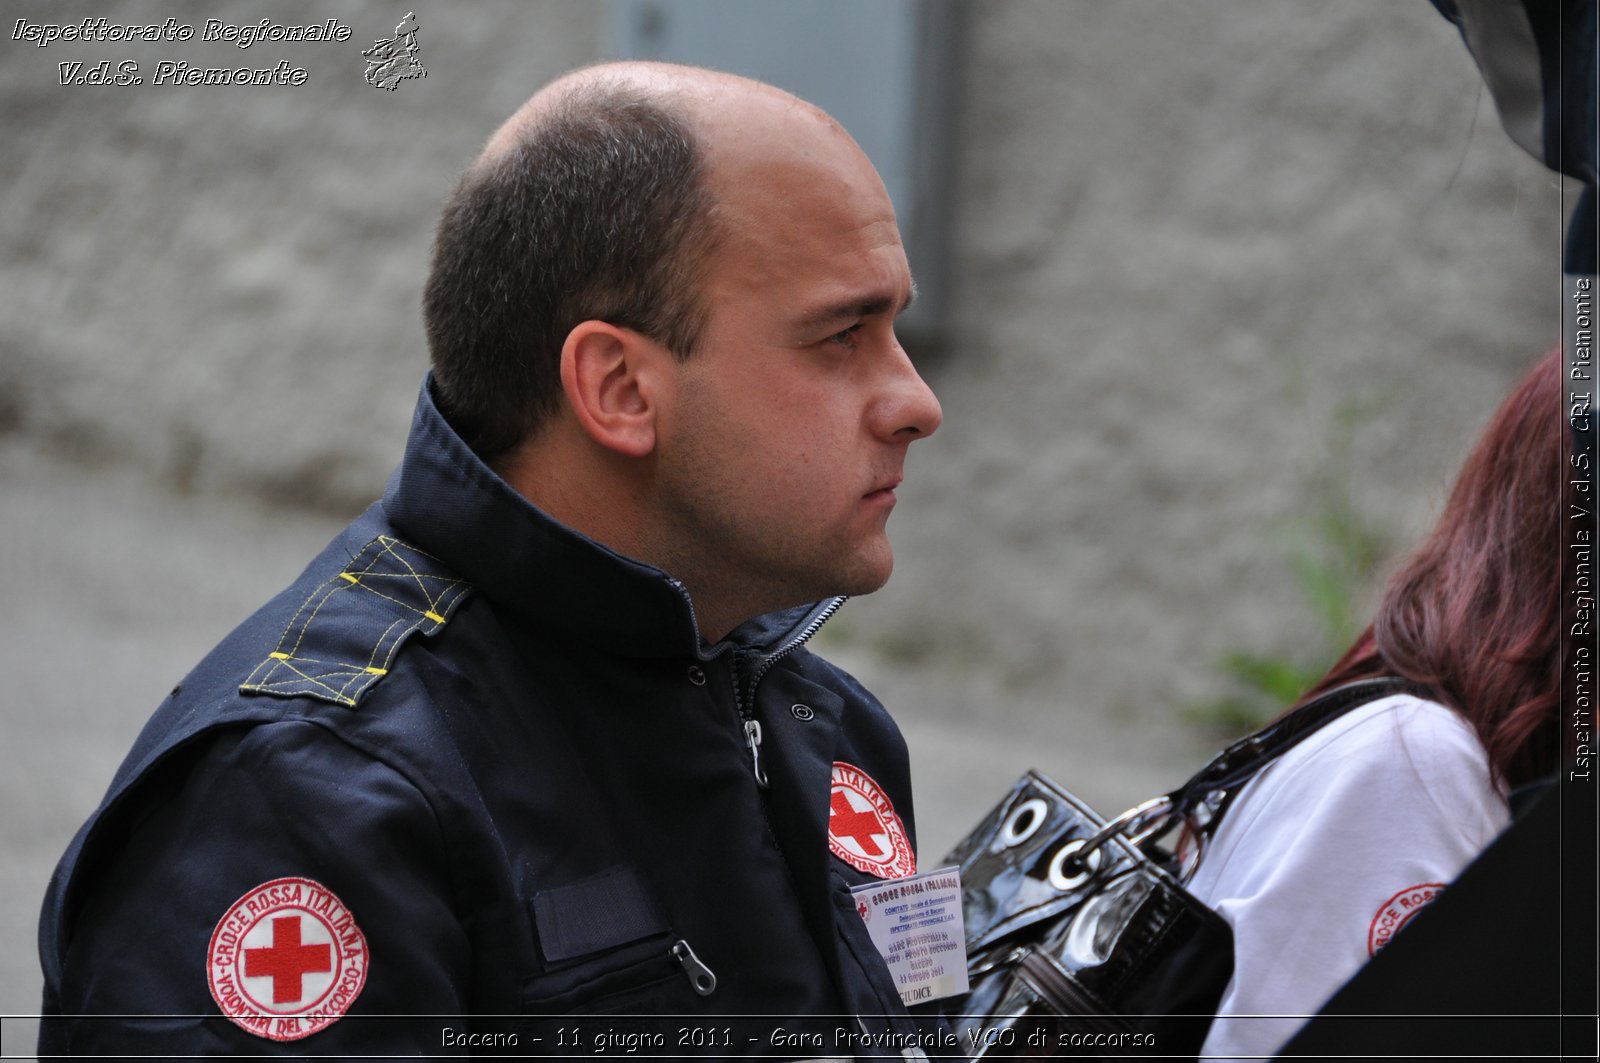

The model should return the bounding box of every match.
[1185,694,1510,1061]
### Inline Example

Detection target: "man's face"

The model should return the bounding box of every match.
[649,119,942,628]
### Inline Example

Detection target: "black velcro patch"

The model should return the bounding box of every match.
[531,865,670,963]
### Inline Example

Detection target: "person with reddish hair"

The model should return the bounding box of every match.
[1187,349,1562,1061]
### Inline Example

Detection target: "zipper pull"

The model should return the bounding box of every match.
[743,718,770,790]
[671,939,717,996]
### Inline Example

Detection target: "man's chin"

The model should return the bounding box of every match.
[830,549,894,598]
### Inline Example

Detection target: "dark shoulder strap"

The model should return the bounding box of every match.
[1168,677,1425,837]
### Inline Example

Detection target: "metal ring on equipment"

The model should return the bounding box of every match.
[1078,795,1176,861]
[1046,839,1102,890]
[999,797,1050,847]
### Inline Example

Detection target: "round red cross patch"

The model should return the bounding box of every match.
[1367,882,1445,956]
[207,877,369,1041]
[828,761,916,879]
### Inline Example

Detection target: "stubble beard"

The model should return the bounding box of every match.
[651,471,894,631]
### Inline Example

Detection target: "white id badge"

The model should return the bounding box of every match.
[849,866,969,1005]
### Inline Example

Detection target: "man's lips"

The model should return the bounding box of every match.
[864,477,902,501]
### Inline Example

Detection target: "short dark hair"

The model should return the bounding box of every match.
[423,85,716,461]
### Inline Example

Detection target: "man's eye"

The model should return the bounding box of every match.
[826,324,864,349]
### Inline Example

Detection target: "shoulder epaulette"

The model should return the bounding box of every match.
[241,534,473,707]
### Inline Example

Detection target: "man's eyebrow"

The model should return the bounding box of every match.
[796,284,918,331]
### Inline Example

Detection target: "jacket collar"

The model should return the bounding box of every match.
[383,376,844,661]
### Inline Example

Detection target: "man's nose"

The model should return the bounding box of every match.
[880,343,942,442]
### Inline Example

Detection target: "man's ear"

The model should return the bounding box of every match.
[558,321,668,459]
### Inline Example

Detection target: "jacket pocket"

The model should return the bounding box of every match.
[520,932,703,1014]
[520,864,706,1014]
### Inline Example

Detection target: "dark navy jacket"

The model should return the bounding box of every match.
[38,379,936,1058]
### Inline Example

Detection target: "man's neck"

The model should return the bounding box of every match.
[500,423,648,553]
[500,428,795,646]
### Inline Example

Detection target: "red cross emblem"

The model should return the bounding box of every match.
[827,762,915,879]
[208,877,368,1042]
[831,791,888,857]
[245,916,332,1003]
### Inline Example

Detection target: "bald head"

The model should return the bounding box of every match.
[423,62,887,462]
[475,63,880,238]
[479,61,848,168]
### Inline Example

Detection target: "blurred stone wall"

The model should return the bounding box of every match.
[833,0,1566,743]
[2,0,598,507]
[1,0,1568,740]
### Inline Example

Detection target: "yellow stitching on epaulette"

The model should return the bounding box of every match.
[337,667,374,699]
[365,618,409,670]
[361,581,468,685]
[373,616,430,677]
[378,537,465,612]
[433,583,469,623]
[253,677,352,702]
[367,539,464,598]
[379,538,430,605]
[379,534,449,564]
[282,581,352,658]
[345,569,469,619]
[374,622,414,680]
[339,617,410,698]
[276,577,342,654]
[268,659,368,685]
[385,539,457,610]
[347,582,434,617]
[271,657,356,701]
[280,536,387,657]
[348,540,391,581]
[278,541,374,640]
[355,570,466,614]
[249,654,287,679]
[245,535,470,707]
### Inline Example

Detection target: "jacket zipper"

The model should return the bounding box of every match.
[670,939,718,996]
[730,597,846,790]
[664,578,844,791]
[721,598,908,1035]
